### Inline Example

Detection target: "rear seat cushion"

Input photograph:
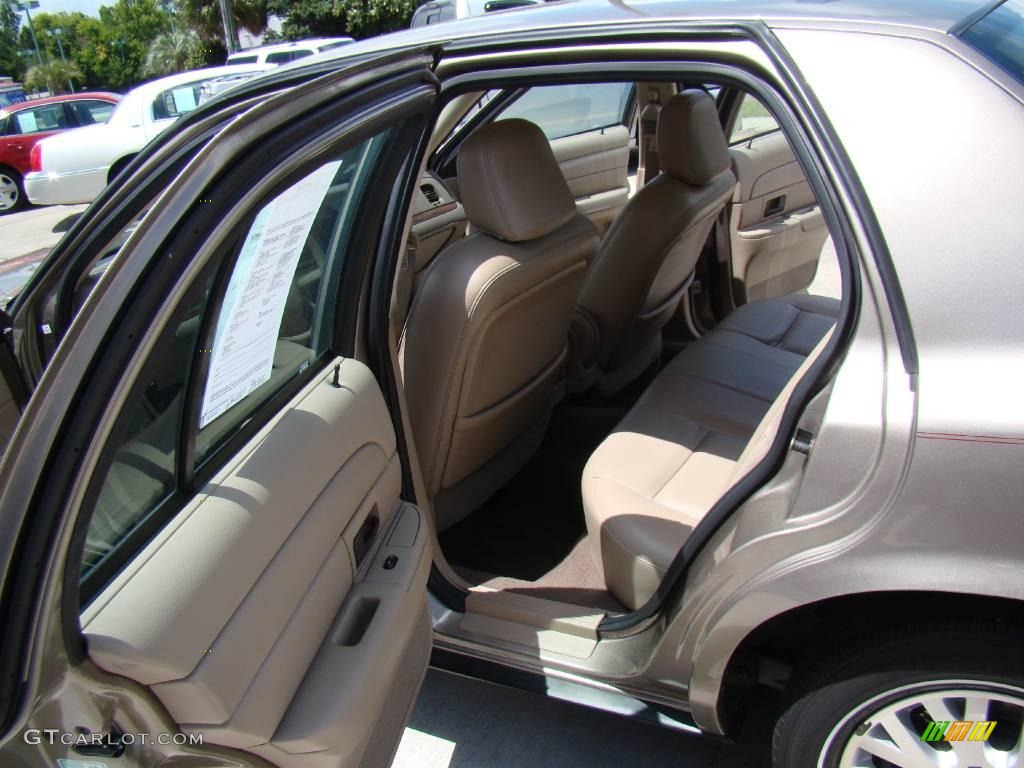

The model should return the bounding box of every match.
[582,295,839,610]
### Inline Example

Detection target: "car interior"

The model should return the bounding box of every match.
[54,65,844,767]
[396,78,839,615]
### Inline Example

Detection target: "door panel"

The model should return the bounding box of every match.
[550,124,630,233]
[81,358,432,765]
[729,130,829,303]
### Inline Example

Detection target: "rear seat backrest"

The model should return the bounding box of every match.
[568,90,737,396]
[582,296,839,609]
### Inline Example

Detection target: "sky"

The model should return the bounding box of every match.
[21,0,106,18]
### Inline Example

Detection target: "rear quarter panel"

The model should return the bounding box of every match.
[667,25,1024,733]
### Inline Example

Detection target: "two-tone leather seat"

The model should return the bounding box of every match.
[401,118,600,530]
[582,294,840,609]
[569,89,737,395]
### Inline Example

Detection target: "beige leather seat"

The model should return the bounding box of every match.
[583,295,840,609]
[570,90,737,395]
[401,119,599,530]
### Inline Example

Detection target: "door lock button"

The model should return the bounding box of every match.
[383,555,399,570]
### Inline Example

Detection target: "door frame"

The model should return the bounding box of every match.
[0,51,439,749]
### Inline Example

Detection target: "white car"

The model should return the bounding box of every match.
[226,38,355,65]
[23,64,270,206]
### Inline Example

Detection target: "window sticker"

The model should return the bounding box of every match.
[199,160,342,427]
[16,110,38,133]
[171,86,198,114]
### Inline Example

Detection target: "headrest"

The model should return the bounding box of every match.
[657,90,731,186]
[457,119,577,243]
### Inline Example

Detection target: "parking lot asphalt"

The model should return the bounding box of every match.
[3,202,802,768]
[2,204,88,264]
[393,670,774,768]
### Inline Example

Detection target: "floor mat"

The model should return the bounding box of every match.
[439,403,623,583]
[455,538,626,613]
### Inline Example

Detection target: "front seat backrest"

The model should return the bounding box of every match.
[400,118,599,529]
[571,90,736,395]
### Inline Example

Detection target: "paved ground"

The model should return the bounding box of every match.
[393,670,775,768]
[2,204,88,263]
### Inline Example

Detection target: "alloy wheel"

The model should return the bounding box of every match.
[0,173,19,212]
[822,681,1024,767]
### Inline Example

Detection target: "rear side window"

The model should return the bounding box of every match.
[153,83,204,120]
[729,93,780,144]
[959,0,1024,85]
[498,82,633,140]
[69,99,116,125]
[266,50,313,64]
[10,103,68,134]
[228,54,259,64]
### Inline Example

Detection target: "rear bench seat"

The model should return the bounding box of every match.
[582,294,840,610]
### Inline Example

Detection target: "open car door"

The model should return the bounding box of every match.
[0,49,438,768]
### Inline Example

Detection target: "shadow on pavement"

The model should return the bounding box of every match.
[393,669,738,768]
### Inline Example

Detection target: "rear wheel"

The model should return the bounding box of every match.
[772,623,1024,767]
[0,169,25,214]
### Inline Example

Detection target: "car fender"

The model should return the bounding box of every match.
[35,124,145,175]
[678,544,1024,733]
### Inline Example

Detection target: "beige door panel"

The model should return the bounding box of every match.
[81,358,432,768]
[550,124,630,234]
[729,131,829,302]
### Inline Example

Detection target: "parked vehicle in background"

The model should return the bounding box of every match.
[0,77,26,109]
[411,0,543,26]
[226,38,355,65]
[23,65,269,207]
[0,92,121,213]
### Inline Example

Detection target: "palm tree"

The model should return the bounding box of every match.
[177,0,268,42]
[24,59,84,95]
[144,28,201,77]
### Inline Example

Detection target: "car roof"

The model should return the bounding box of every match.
[4,91,122,112]
[230,37,355,56]
[315,0,985,62]
[124,64,272,98]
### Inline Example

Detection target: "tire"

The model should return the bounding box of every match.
[107,155,136,186]
[0,168,26,214]
[772,622,1024,767]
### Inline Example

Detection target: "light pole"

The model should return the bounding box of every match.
[11,1,44,67]
[51,27,74,93]
[218,0,239,53]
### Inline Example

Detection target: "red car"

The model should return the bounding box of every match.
[0,91,121,214]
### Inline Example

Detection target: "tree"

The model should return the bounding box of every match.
[177,0,268,42]
[24,58,84,94]
[97,0,173,89]
[0,2,24,81]
[266,0,414,40]
[143,27,201,76]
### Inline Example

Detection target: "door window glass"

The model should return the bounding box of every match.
[69,99,116,125]
[194,130,388,463]
[80,274,212,589]
[11,104,68,134]
[730,93,780,144]
[497,82,633,140]
[959,0,1024,86]
[78,127,391,601]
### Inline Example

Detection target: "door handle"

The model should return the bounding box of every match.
[763,194,787,217]
[72,724,126,758]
